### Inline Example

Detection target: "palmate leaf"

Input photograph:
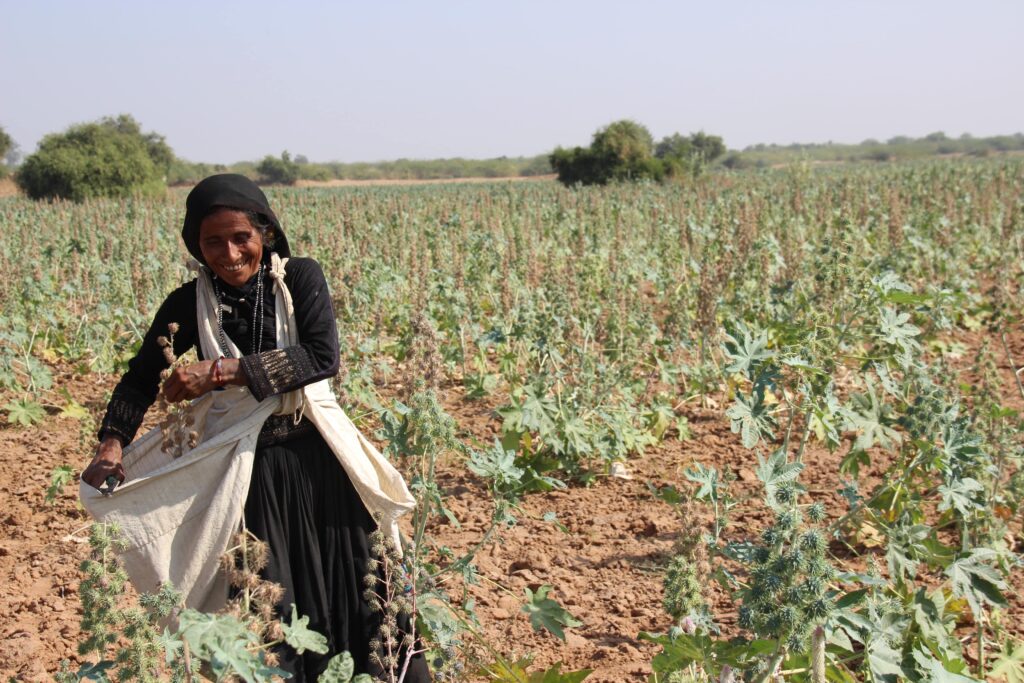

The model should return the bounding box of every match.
[468,440,525,496]
[726,389,776,449]
[990,638,1024,683]
[683,463,720,502]
[177,609,288,682]
[911,648,979,682]
[944,549,1008,620]
[723,326,773,376]
[937,476,984,516]
[522,585,582,642]
[876,306,921,356]
[755,448,804,508]
[866,638,906,682]
[526,662,592,683]
[4,398,46,426]
[842,380,901,452]
[282,603,329,655]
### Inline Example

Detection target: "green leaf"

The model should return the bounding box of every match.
[526,662,592,683]
[755,448,804,508]
[726,389,776,449]
[282,603,329,655]
[723,327,773,376]
[60,398,91,420]
[522,585,582,641]
[71,661,115,682]
[46,464,75,504]
[911,648,979,682]
[319,651,355,683]
[683,463,720,502]
[842,380,900,452]
[866,638,906,681]
[937,476,984,516]
[876,305,921,356]
[177,609,288,681]
[990,638,1024,683]
[4,398,46,426]
[944,549,1008,620]
[468,440,526,498]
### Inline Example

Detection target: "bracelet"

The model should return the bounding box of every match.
[211,357,227,386]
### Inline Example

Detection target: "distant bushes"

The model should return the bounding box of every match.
[257,151,300,185]
[550,120,726,186]
[17,115,171,201]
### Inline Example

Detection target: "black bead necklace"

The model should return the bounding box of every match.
[213,262,265,358]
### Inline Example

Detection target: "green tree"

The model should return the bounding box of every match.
[551,119,662,186]
[0,125,12,163]
[257,151,300,185]
[16,115,169,201]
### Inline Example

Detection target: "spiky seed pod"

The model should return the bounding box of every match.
[800,530,825,556]
[761,526,780,546]
[167,322,180,334]
[753,546,771,564]
[156,336,170,348]
[776,508,801,531]
[807,501,826,523]
[249,538,270,571]
[266,581,286,602]
[162,347,177,365]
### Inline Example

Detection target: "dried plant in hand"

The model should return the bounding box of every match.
[156,322,199,457]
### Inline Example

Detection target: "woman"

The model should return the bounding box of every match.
[82,174,430,681]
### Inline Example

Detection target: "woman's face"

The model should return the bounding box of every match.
[198,209,264,287]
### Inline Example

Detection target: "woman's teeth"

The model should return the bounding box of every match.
[223,261,247,272]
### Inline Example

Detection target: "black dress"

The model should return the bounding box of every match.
[99,254,431,681]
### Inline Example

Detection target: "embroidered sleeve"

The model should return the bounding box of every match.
[241,347,318,401]
[238,258,340,402]
[98,389,151,445]
[97,283,198,445]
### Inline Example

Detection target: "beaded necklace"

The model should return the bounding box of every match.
[213,262,265,358]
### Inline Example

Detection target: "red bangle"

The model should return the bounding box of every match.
[211,357,226,386]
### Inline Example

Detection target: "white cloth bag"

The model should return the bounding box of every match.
[80,254,415,611]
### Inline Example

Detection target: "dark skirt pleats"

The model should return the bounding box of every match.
[244,430,431,682]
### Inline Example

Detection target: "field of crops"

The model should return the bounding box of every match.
[2,159,1023,682]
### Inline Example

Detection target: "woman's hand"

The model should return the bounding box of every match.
[83,436,126,490]
[162,358,246,403]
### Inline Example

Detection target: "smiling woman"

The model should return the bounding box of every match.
[80,174,431,682]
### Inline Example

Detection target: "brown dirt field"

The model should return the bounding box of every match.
[0,177,20,197]
[1,328,1022,681]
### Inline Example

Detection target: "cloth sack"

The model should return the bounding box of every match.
[80,254,415,611]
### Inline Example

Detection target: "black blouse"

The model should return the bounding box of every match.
[98,256,339,445]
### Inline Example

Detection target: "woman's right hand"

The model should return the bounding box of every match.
[83,436,126,490]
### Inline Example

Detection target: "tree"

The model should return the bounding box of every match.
[655,131,726,177]
[16,115,169,201]
[0,125,12,163]
[551,119,661,186]
[257,151,300,185]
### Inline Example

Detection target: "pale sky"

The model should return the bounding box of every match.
[2,0,1021,163]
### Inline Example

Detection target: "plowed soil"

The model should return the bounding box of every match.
[2,328,1022,682]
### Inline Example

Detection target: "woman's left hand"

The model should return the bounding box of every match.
[162,361,216,402]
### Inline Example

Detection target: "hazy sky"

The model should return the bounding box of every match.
[2,1,1021,163]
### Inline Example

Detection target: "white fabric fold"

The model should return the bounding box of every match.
[80,255,415,611]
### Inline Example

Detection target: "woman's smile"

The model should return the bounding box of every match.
[198,208,264,286]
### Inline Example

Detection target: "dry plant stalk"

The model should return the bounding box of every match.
[156,322,199,457]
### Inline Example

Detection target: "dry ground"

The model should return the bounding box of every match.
[1,327,1022,681]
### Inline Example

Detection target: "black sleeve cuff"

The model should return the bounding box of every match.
[240,347,317,401]
[98,391,149,444]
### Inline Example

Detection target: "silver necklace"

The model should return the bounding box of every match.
[213,262,265,358]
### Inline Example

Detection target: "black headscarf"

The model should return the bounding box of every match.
[181,174,290,263]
